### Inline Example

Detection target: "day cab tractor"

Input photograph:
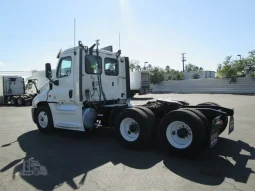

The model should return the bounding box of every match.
[31,40,234,158]
[0,76,38,106]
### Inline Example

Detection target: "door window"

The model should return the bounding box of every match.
[57,57,72,78]
[104,58,119,76]
[85,55,102,74]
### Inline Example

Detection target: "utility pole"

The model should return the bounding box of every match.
[181,53,186,72]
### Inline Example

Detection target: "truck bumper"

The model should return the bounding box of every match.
[31,108,36,123]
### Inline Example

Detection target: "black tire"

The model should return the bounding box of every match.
[158,109,207,158]
[17,97,25,106]
[134,106,157,129]
[115,107,152,149]
[179,108,209,133]
[178,108,211,145]
[134,106,157,141]
[11,97,17,105]
[197,102,228,134]
[26,100,32,106]
[35,105,54,134]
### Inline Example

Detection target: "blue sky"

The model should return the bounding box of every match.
[0,0,255,72]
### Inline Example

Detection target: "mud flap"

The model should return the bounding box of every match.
[210,116,221,148]
[228,116,234,135]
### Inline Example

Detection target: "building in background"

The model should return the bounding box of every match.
[184,71,216,79]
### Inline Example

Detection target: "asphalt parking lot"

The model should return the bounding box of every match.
[0,93,255,191]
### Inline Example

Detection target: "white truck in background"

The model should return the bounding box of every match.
[0,70,56,106]
[25,70,56,95]
[0,76,38,105]
[130,71,151,98]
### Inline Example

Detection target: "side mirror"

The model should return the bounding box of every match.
[53,80,59,86]
[45,63,52,79]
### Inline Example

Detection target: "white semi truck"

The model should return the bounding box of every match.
[0,76,38,105]
[25,70,56,95]
[130,71,151,97]
[31,40,235,158]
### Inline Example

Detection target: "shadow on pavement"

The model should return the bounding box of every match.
[164,138,255,185]
[1,141,18,147]
[1,129,254,190]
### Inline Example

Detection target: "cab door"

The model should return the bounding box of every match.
[103,57,121,100]
[47,52,83,131]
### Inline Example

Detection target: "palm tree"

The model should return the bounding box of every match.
[147,64,152,71]
[129,63,135,72]
[165,65,170,73]
[135,64,141,71]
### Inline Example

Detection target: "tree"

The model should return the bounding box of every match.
[149,67,165,84]
[217,56,236,83]
[130,59,141,72]
[135,64,141,71]
[142,66,147,71]
[192,72,200,79]
[165,65,170,73]
[168,69,184,80]
[129,63,135,72]
[217,50,255,82]
[244,50,255,77]
[147,64,152,71]
[216,55,251,83]
[185,63,203,72]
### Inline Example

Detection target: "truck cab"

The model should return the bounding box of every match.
[32,40,131,132]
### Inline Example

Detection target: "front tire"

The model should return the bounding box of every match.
[11,97,17,105]
[158,110,207,158]
[35,105,54,134]
[17,97,25,106]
